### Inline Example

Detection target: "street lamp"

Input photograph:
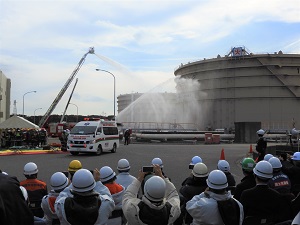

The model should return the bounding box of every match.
[23,91,37,116]
[95,69,116,119]
[69,102,78,122]
[34,108,42,124]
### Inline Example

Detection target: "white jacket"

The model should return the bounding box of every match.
[122,177,181,225]
[116,172,137,189]
[55,192,115,225]
[186,190,244,225]
[107,185,125,225]
[55,181,115,225]
[41,191,60,225]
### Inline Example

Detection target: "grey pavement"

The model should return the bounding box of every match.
[0,142,254,191]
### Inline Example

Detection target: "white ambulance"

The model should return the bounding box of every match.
[67,120,119,155]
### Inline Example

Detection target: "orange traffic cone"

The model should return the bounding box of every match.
[220,148,225,160]
[249,144,253,153]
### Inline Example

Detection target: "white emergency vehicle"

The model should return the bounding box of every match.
[67,120,119,155]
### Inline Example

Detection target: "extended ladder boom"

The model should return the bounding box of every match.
[38,47,95,127]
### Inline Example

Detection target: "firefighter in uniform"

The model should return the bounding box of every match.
[255,129,267,162]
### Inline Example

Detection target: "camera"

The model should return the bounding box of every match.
[189,164,194,169]
[142,166,154,173]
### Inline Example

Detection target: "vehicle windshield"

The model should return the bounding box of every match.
[70,126,97,135]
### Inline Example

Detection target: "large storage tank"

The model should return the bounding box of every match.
[174,48,300,131]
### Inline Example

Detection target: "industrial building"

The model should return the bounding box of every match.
[174,47,300,131]
[117,47,299,134]
[0,70,11,123]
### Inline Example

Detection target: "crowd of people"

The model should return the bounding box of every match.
[1,129,300,225]
[1,150,300,225]
[0,128,48,148]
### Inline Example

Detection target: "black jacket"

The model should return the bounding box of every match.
[0,174,34,225]
[240,184,292,222]
[234,174,256,201]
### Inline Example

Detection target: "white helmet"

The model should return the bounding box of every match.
[100,166,116,182]
[253,161,273,179]
[217,160,230,173]
[50,172,69,191]
[117,159,130,171]
[192,163,208,177]
[291,128,299,136]
[206,170,228,190]
[268,157,282,169]
[263,154,274,161]
[24,162,38,175]
[152,158,163,168]
[190,156,202,166]
[144,176,166,202]
[71,169,96,193]
[257,129,265,135]
[292,152,300,161]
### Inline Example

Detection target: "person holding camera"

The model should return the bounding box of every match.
[122,164,181,225]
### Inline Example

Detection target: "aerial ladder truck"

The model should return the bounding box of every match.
[38,47,95,128]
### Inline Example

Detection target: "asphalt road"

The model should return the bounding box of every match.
[0,142,253,191]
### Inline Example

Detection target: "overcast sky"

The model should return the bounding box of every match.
[1,0,299,119]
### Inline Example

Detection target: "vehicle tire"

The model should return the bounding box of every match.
[70,151,79,156]
[96,145,103,155]
[111,143,117,153]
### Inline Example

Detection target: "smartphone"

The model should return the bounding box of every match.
[189,164,194,170]
[142,166,154,173]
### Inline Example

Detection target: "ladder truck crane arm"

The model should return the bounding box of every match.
[38,47,95,128]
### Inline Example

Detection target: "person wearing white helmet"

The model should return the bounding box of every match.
[56,162,114,207]
[0,171,34,225]
[175,163,209,225]
[152,157,164,168]
[240,160,292,224]
[55,169,115,225]
[20,162,48,218]
[267,157,292,197]
[116,159,138,190]
[41,172,70,225]
[217,159,236,188]
[255,129,267,162]
[282,151,300,196]
[263,153,274,161]
[100,166,125,225]
[186,170,244,225]
[122,164,180,225]
[189,156,203,169]
[151,157,169,179]
[180,156,203,187]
